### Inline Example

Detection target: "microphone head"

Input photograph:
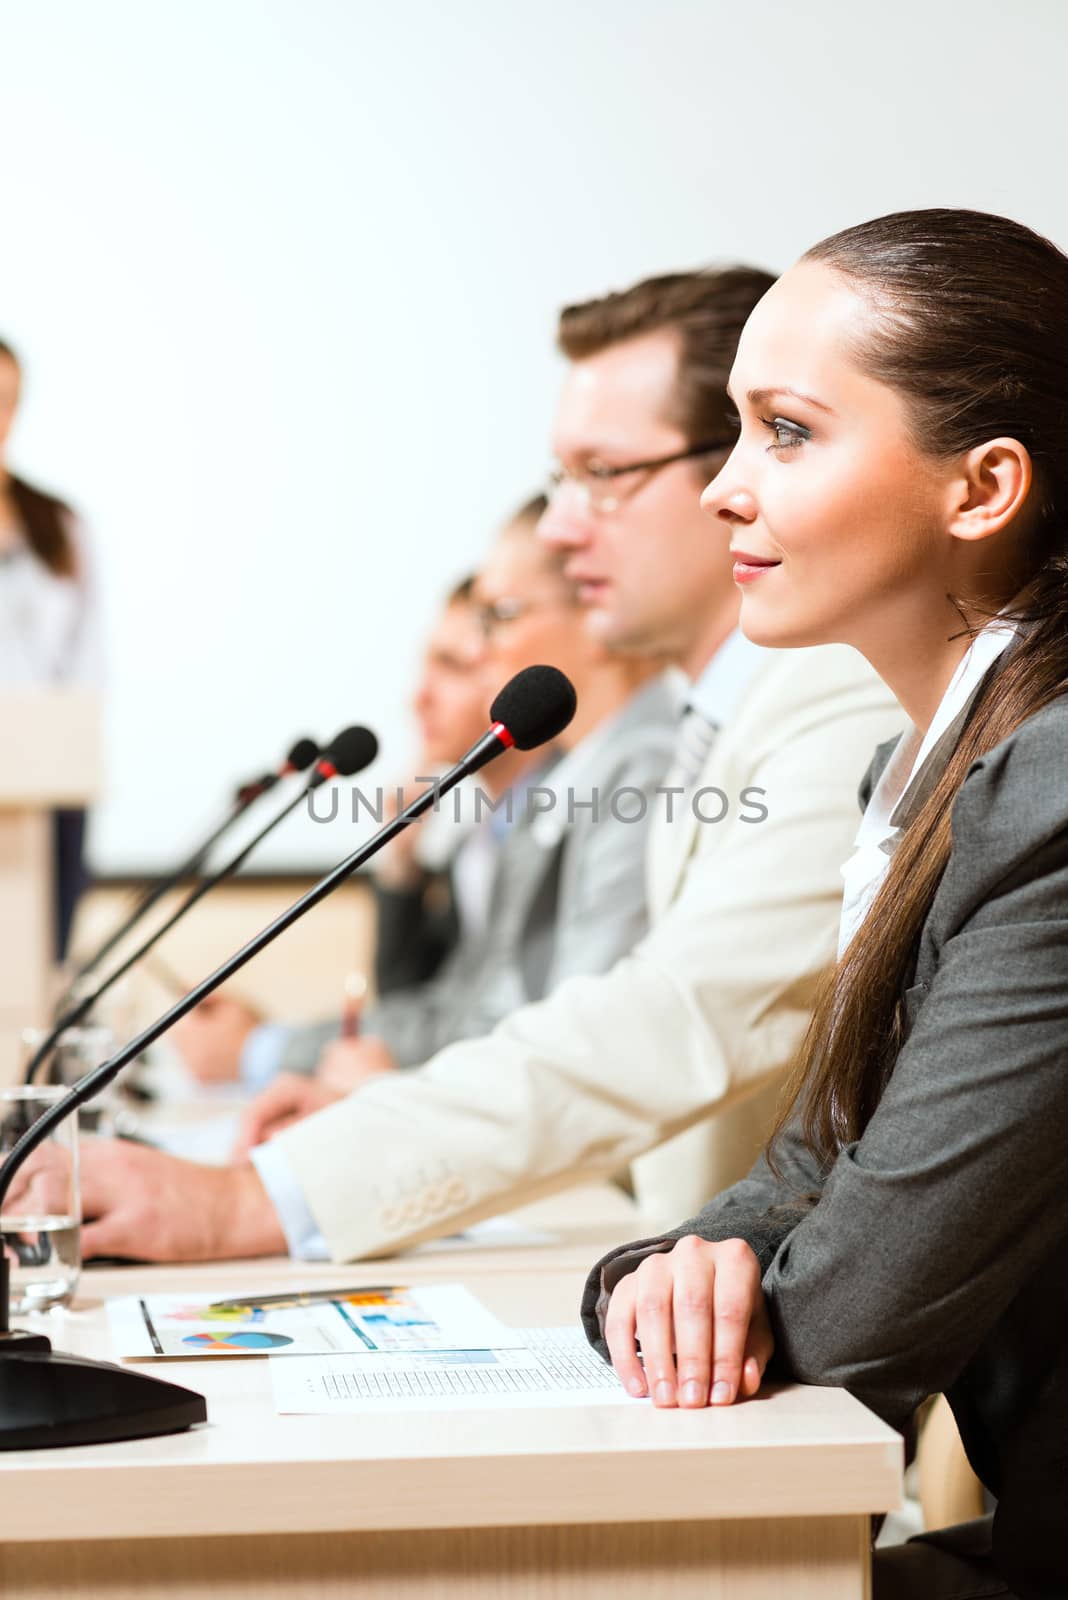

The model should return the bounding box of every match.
[235,771,277,806]
[490,665,577,751]
[286,736,320,773]
[321,725,379,777]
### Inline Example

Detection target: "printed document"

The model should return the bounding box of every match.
[108,1283,514,1359]
[270,1325,636,1412]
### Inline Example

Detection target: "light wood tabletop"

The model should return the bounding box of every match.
[0,1187,902,1598]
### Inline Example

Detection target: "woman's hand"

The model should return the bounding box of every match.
[604,1234,773,1408]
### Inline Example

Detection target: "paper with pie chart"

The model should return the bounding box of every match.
[106,1283,514,1359]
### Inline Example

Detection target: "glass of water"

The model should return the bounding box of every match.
[0,1084,81,1312]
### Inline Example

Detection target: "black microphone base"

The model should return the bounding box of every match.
[0,1339,207,1449]
[0,1326,51,1352]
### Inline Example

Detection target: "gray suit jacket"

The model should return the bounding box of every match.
[583,692,1068,1600]
[276,674,679,1072]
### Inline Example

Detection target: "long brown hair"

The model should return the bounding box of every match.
[0,338,77,579]
[768,209,1068,1175]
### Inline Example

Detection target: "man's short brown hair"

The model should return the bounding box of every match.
[497,491,573,592]
[510,492,549,527]
[556,267,775,459]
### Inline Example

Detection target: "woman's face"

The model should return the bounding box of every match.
[700,262,961,656]
[0,354,20,460]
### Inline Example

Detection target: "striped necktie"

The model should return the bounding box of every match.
[669,703,720,791]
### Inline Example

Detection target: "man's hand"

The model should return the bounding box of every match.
[604,1235,773,1408]
[26,1138,288,1262]
[231,1073,345,1160]
[317,1035,398,1094]
[171,993,261,1085]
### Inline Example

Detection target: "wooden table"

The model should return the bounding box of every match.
[0,1189,902,1598]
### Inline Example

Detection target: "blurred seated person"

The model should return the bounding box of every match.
[176,494,678,1100]
[0,337,102,957]
[170,569,492,1087]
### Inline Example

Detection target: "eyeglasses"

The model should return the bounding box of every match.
[475,597,553,639]
[546,440,734,515]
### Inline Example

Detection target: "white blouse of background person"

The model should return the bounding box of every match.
[0,511,103,688]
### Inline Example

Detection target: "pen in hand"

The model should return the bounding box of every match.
[340,971,368,1039]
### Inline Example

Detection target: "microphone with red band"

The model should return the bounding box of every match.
[306,726,378,789]
[311,744,354,785]
[281,736,322,776]
[450,662,576,775]
[233,737,321,807]
[25,725,379,1085]
[66,735,323,999]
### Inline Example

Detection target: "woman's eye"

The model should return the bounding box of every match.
[762,415,810,453]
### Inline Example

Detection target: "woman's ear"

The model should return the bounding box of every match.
[947,438,1033,545]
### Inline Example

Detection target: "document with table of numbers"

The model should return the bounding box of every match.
[270,1325,637,1412]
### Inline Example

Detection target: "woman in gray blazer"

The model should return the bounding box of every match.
[582,208,1068,1600]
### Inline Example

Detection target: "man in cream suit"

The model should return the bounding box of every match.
[58,266,903,1264]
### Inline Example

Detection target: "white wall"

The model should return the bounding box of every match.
[3,0,1066,871]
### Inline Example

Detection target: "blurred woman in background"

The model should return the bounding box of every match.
[0,337,102,956]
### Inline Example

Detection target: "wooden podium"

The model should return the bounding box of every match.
[0,691,101,1085]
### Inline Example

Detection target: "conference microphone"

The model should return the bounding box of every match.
[64,735,322,998]
[234,772,276,808]
[24,726,378,1085]
[0,665,575,1449]
[230,735,321,810]
[450,662,577,767]
[249,735,322,792]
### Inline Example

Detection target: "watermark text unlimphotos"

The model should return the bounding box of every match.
[307,781,769,827]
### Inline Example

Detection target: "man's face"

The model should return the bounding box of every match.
[411,600,488,766]
[539,330,736,674]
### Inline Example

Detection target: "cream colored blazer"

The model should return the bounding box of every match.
[275,642,903,1260]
